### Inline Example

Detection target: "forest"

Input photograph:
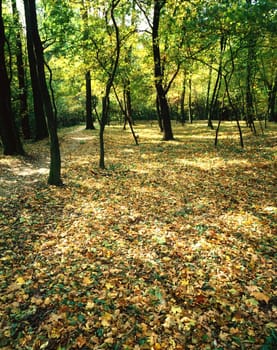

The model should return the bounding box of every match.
[0,0,276,349]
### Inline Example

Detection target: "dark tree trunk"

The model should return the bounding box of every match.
[188,76,193,124]
[99,95,109,169]
[152,0,173,140]
[11,0,30,139]
[209,35,226,127]
[180,71,186,125]
[245,0,256,133]
[82,2,95,130]
[206,62,213,128]
[85,71,95,129]
[99,0,121,169]
[268,75,277,122]
[24,0,62,185]
[0,0,24,155]
[123,80,133,129]
[216,40,244,148]
[25,5,48,141]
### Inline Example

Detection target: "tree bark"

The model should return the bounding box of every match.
[24,0,62,185]
[85,71,95,129]
[268,75,277,122]
[11,0,30,139]
[25,1,48,141]
[0,0,24,155]
[99,0,121,169]
[152,0,173,140]
[245,0,256,133]
[82,1,95,130]
[180,71,186,125]
[209,35,226,127]
[188,76,193,124]
[206,61,213,129]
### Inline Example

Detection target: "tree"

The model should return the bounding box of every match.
[0,0,24,156]
[11,0,30,139]
[98,0,121,168]
[152,0,174,140]
[25,2,48,141]
[24,0,62,185]
[82,0,95,130]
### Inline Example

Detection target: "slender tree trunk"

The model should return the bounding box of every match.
[188,76,193,123]
[180,71,186,125]
[124,80,133,126]
[245,0,256,133]
[24,0,62,185]
[11,0,30,139]
[0,0,24,155]
[209,35,226,126]
[82,1,95,130]
[99,95,108,169]
[206,61,213,129]
[85,71,95,129]
[268,75,277,122]
[216,40,243,148]
[152,0,173,140]
[99,0,121,169]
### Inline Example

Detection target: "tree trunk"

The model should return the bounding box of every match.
[206,61,213,129]
[180,71,186,125]
[98,0,121,169]
[25,2,48,141]
[24,0,62,185]
[82,2,95,130]
[85,71,95,129]
[245,0,256,133]
[11,0,30,139]
[188,76,193,124]
[152,0,173,140]
[209,35,226,126]
[0,0,24,155]
[268,75,277,122]
[123,80,133,128]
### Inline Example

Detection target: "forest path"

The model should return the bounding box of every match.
[0,125,86,198]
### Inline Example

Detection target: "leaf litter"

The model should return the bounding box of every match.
[0,122,276,349]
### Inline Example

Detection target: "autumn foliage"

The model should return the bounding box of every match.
[0,122,276,349]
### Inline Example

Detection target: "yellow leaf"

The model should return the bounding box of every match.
[140,322,148,333]
[180,279,189,286]
[16,276,25,285]
[104,337,114,344]
[31,296,43,306]
[246,285,259,293]
[251,292,270,304]
[85,301,95,310]
[163,315,175,328]
[171,305,182,314]
[82,276,92,285]
[105,282,114,290]
[44,297,51,305]
[101,312,113,327]
[49,328,61,339]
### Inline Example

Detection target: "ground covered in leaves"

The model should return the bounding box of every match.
[0,122,276,350]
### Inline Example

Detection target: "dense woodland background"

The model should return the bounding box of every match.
[0,1,277,349]
[0,0,276,184]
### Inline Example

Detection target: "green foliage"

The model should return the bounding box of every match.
[261,330,277,350]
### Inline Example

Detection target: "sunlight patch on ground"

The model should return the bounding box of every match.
[70,136,95,142]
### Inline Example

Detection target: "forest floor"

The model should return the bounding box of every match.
[0,121,276,350]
